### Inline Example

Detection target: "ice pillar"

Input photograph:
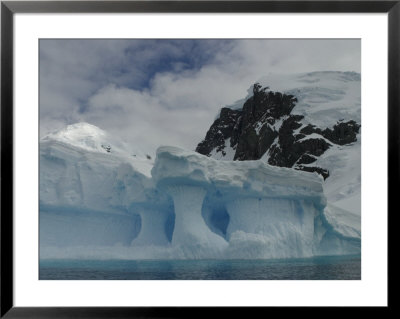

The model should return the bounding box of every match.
[132,207,169,246]
[166,185,227,247]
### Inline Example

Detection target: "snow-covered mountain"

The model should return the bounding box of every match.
[196,71,361,215]
[41,122,154,170]
[40,120,360,260]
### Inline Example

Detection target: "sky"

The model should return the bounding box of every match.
[40,39,360,156]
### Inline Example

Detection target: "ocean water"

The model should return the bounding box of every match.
[39,255,360,280]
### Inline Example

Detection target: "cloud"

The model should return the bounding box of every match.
[40,39,360,156]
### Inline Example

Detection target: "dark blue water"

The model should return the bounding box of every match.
[39,255,360,280]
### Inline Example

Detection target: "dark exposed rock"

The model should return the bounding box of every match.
[295,165,330,180]
[300,120,360,145]
[299,138,331,157]
[268,115,305,167]
[196,83,360,180]
[241,83,297,129]
[101,144,111,153]
[258,125,279,160]
[297,154,318,165]
[323,120,361,145]
[299,124,316,135]
[234,86,297,161]
[234,127,261,160]
[294,133,306,141]
[196,107,242,156]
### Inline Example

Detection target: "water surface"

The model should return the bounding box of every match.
[40,255,360,280]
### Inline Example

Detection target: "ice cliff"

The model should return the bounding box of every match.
[40,123,360,259]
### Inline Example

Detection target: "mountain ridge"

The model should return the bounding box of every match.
[196,71,361,181]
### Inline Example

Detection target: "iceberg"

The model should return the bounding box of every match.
[152,146,326,259]
[39,124,360,260]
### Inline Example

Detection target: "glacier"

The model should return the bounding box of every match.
[39,123,360,260]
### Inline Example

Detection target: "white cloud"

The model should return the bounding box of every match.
[40,39,360,156]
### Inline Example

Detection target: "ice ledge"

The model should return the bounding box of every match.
[152,146,326,208]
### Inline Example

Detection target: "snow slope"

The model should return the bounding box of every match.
[41,122,153,177]
[207,72,360,215]
[227,71,360,127]
[258,71,361,128]
[259,72,361,214]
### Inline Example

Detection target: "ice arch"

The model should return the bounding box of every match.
[131,206,170,246]
[165,185,228,250]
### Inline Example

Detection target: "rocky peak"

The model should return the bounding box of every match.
[245,83,297,122]
[196,82,361,180]
[196,107,243,158]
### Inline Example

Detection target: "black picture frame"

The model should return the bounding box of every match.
[1,0,396,317]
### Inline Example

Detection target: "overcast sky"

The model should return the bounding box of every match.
[40,39,360,156]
